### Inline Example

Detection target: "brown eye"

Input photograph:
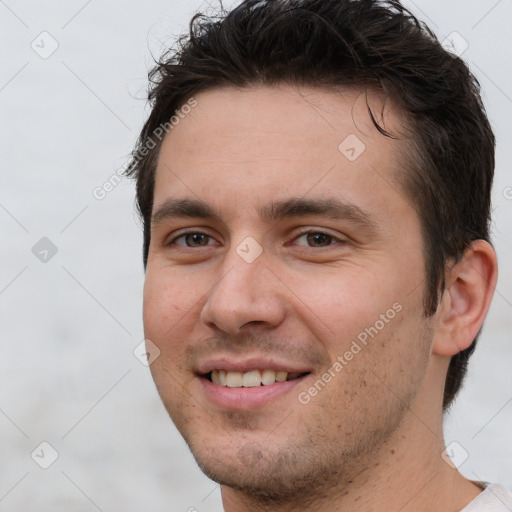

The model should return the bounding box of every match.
[305,232,333,247]
[294,230,341,248]
[172,232,213,247]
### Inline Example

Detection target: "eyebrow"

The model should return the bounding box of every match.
[152,197,380,234]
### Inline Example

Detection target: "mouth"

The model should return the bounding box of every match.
[203,369,309,388]
[196,361,312,410]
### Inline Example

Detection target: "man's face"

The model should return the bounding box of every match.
[143,85,435,500]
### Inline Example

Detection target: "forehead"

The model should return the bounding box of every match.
[153,84,413,224]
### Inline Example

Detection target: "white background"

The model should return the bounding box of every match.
[0,0,511,510]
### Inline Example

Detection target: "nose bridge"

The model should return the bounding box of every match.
[200,241,286,333]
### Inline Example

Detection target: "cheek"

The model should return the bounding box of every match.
[325,319,430,412]
[143,266,201,338]
[287,266,405,343]
[143,271,196,414]
[142,269,202,397]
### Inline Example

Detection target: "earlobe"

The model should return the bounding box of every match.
[432,240,498,357]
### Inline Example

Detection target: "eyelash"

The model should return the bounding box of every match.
[167,229,345,249]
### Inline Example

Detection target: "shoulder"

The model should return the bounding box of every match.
[461,483,512,511]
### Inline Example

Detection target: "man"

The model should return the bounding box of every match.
[127,0,511,510]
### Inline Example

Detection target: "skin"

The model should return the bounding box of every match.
[143,84,498,511]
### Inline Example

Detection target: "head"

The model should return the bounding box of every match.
[127,0,497,504]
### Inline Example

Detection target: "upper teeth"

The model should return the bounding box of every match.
[210,369,301,387]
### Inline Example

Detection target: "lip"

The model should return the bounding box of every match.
[198,373,309,410]
[195,356,311,375]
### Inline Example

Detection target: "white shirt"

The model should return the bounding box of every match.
[461,483,512,511]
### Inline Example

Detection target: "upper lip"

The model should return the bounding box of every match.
[195,356,311,375]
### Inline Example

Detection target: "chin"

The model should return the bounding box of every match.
[181,429,347,505]
[193,444,311,503]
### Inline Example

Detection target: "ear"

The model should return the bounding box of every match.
[432,240,498,357]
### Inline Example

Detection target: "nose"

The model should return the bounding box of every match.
[199,247,287,335]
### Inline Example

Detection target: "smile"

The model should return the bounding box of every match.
[206,369,307,388]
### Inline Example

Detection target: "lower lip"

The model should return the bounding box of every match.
[198,375,308,410]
